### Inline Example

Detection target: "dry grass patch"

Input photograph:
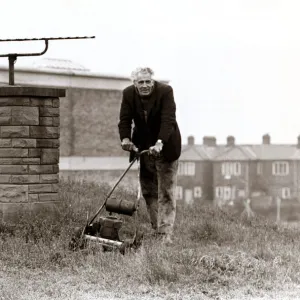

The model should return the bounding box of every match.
[1,178,300,299]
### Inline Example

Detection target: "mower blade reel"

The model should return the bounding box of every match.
[84,234,123,248]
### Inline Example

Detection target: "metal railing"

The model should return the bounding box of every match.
[0,36,95,85]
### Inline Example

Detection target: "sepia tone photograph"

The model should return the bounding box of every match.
[1,0,300,299]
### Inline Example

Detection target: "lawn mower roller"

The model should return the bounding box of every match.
[69,149,149,255]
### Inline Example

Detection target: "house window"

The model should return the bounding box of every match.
[272,162,289,176]
[282,187,291,199]
[215,186,232,200]
[175,186,183,200]
[257,162,262,175]
[178,162,195,176]
[221,162,241,176]
[194,186,202,198]
[215,186,223,198]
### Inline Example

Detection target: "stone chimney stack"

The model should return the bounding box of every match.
[202,136,216,147]
[262,134,271,145]
[187,135,195,146]
[226,136,235,147]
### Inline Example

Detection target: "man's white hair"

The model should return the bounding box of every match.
[131,67,154,82]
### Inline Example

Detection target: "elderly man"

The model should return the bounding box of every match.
[118,67,181,244]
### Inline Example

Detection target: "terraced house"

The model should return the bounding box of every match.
[177,134,300,204]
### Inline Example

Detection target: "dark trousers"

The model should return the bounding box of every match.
[139,154,178,235]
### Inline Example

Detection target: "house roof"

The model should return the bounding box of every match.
[197,145,226,159]
[180,143,300,161]
[213,146,257,161]
[32,58,90,72]
[0,58,170,85]
[250,145,300,160]
[180,146,210,161]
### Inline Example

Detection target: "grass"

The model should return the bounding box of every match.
[1,178,300,299]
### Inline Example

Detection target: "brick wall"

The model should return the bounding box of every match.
[213,161,249,199]
[60,88,125,157]
[177,161,213,200]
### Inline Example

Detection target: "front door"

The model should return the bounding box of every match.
[223,186,231,201]
[185,189,193,205]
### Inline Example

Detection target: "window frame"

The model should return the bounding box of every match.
[194,186,202,198]
[257,162,263,175]
[272,161,289,176]
[282,187,291,199]
[178,161,196,176]
[221,162,242,176]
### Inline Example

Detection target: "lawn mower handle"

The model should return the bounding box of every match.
[87,149,149,225]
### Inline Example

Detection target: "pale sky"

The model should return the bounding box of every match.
[1,0,300,145]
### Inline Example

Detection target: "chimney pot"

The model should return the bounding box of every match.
[226,135,235,147]
[187,135,195,146]
[262,134,271,145]
[203,136,217,147]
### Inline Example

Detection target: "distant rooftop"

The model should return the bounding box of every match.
[32,58,90,72]
[181,134,300,161]
[0,57,170,83]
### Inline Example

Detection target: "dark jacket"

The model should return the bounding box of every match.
[118,81,181,162]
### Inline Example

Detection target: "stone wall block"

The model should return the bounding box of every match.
[0,165,28,174]
[29,184,53,193]
[11,175,40,184]
[12,139,37,148]
[29,165,56,174]
[51,183,59,192]
[0,139,12,147]
[39,117,53,126]
[29,126,59,139]
[41,149,59,164]
[1,126,29,138]
[52,117,60,127]
[21,158,41,164]
[0,97,30,106]
[0,185,28,202]
[0,149,28,158]
[11,107,39,125]
[53,165,59,174]
[0,175,12,183]
[0,158,40,165]
[52,99,60,108]
[40,174,59,183]
[28,194,39,202]
[0,107,12,116]
[30,98,53,107]
[39,107,59,117]
[29,149,41,158]
[36,139,59,148]
[0,117,11,125]
[39,193,59,202]
[0,108,12,125]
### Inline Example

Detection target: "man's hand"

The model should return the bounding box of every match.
[121,138,137,152]
[149,140,163,157]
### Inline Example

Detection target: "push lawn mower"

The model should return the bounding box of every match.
[69,150,149,255]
